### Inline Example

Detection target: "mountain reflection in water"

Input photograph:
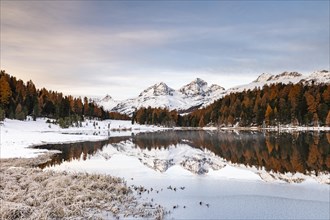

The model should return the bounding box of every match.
[36,130,330,174]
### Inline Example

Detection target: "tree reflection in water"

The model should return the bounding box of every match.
[37,131,330,175]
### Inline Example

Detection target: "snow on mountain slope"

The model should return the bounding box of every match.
[103,79,226,115]
[112,91,189,115]
[139,82,175,97]
[301,70,330,84]
[179,78,208,97]
[268,71,302,81]
[98,70,329,115]
[253,73,273,82]
[97,94,120,111]
[226,70,328,95]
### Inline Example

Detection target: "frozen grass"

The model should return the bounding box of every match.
[0,157,164,220]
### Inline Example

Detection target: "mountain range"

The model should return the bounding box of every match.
[97,70,329,115]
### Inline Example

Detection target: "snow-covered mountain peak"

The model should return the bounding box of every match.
[180,78,208,96]
[302,70,330,84]
[253,71,303,84]
[208,84,225,91]
[253,73,273,82]
[193,77,207,85]
[309,70,329,78]
[101,94,113,102]
[268,71,302,81]
[98,94,119,111]
[139,82,175,97]
[206,84,225,94]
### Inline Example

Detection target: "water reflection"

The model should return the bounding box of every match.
[37,137,128,169]
[37,130,330,174]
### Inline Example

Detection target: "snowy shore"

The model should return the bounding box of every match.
[0,118,165,158]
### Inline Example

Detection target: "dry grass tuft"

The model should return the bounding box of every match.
[0,156,164,220]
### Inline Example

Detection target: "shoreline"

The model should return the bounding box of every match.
[176,125,330,132]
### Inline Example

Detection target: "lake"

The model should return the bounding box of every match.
[37,130,330,174]
[36,130,330,219]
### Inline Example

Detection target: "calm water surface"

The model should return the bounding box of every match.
[37,130,330,174]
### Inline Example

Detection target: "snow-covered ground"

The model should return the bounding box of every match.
[0,118,165,158]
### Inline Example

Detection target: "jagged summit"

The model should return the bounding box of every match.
[139,82,175,97]
[302,70,329,84]
[308,70,329,78]
[101,94,113,102]
[268,71,302,81]
[98,94,119,111]
[253,72,302,83]
[193,77,208,85]
[206,84,225,94]
[253,73,273,82]
[180,78,208,96]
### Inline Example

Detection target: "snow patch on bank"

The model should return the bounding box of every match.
[0,118,165,158]
[208,165,261,181]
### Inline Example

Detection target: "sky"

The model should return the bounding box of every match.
[1,1,329,100]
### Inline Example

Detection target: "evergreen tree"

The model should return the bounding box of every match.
[15,104,26,120]
[0,107,5,121]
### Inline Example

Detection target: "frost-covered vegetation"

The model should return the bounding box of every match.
[0,156,164,220]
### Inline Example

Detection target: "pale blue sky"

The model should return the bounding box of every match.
[1,1,329,99]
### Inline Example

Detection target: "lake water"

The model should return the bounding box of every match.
[38,130,330,174]
[36,130,330,219]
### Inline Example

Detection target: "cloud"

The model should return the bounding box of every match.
[1,1,329,99]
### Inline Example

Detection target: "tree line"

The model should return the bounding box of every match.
[132,83,330,127]
[2,70,329,128]
[131,107,178,127]
[0,70,129,125]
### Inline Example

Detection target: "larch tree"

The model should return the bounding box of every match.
[265,104,273,126]
[326,111,330,126]
[198,115,205,127]
[0,74,12,106]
